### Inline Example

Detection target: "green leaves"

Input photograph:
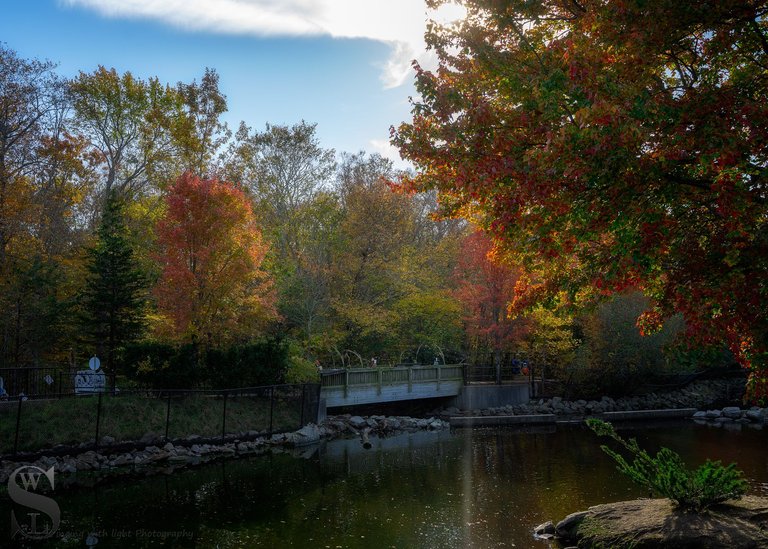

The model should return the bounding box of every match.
[587,419,748,511]
[80,193,149,368]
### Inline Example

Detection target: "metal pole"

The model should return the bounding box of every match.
[300,384,306,427]
[221,391,228,442]
[165,393,172,441]
[269,386,275,435]
[13,395,23,457]
[94,392,103,451]
[313,384,321,424]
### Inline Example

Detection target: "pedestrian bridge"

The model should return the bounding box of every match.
[320,365,464,408]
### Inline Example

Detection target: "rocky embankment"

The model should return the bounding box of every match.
[0,414,448,486]
[459,379,745,417]
[693,405,767,425]
[537,496,768,548]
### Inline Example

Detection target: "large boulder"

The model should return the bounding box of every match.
[722,407,743,419]
[556,497,768,548]
[555,511,590,538]
[291,423,321,446]
[533,521,556,539]
[746,409,766,422]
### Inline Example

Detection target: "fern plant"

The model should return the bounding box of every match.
[587,418,748,511]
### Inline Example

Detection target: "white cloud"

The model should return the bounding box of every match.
[60,0,464,88]
[370,138,411,169]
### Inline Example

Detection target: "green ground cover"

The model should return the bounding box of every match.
[0,391,302,455]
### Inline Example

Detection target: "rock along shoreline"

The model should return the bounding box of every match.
[454,378,746,418]
[536,496,768,548]
[0,414,449,488]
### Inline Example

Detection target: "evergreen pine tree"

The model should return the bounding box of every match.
[80,193,147,371]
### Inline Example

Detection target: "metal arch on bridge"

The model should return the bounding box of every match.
[320,364,464,408]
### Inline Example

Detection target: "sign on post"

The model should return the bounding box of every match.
[74,356,106,394]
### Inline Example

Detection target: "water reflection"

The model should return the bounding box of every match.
[2,421,766,548]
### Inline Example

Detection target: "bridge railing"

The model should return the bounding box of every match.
[463,364,532,385]
[320,364,464,389]
[320,365,465,407]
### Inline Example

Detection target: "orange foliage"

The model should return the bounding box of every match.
[154,172,276,343]
[453,230,529,352]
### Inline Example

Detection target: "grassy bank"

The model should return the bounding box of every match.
[0,390,303,455]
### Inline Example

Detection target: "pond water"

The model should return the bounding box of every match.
[4,420,768,548]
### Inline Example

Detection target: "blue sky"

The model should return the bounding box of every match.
[0,1,464,167]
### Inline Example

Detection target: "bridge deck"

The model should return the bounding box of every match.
[320,365,464,408]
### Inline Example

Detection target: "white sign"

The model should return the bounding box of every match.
[44,375,54,386]
[74,370,106,394]
[88,356,100,371]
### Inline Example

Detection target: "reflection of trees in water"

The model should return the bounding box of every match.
[26,424,768,548]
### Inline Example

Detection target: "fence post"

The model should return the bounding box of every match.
[58,370,62,398]
[529,363,535,399]
[269,386,275,435]
[13,395,23,457]
[299,384,306,427]
[165,393,172,441]
[314,384,321,424]
[221,391,228,442]
[94,392,103,451]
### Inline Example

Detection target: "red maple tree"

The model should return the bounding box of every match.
[154,172,276,343]
[393,0,768,400]
[454,230,529,382]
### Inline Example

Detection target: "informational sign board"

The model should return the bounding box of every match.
[74,370,105,394]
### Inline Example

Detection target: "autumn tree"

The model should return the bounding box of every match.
[70,66,182,201]
[277,190,344,342]
[80,192,149,370]
[331,153,419,358]
[1,257,72,367]
[569,292,682,397]
[175,68,229,176]
[223,120,336,255]
[0,45,61,272]
[154,172,276,344]
[0,46,90,367]
[454,230,529,382]
[220,122,337,339]
[392,290,463,363]
[393,1,768,399]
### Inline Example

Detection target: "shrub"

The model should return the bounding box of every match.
[120,338,288,389]
[120,341,200,389]
[587,419,748,511]
[205,338,287,388]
